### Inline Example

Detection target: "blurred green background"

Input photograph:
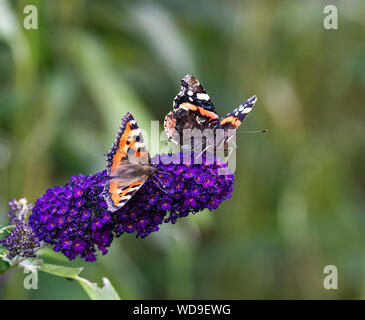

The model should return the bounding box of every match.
[0,0,365,299]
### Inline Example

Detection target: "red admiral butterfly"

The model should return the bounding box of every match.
[164,74,257,151]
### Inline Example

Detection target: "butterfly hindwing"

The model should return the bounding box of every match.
[102,112,153,212]
[103,178,145,212]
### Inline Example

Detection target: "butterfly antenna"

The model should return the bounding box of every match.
[157,170,172,176]
[238,129,268,134]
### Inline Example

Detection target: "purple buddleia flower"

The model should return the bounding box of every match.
[7,198,33,225]
[28,153,234,262]
[0,223,41,260]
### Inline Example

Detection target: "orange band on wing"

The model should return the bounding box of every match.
[180,102,218,121]
[110,122,146,174]
[181,102,198,111]
[109,179,144,207]
[220,116,242,128]
[197,107,218,120]
[110,150,124,175]
[110,123,132,174]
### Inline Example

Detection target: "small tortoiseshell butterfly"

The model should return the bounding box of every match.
[102,112,158,212]
[164,74,257,150]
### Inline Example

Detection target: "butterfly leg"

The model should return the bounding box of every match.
[222,134,237,158]
[151,175,171,196]
[196,145,214,160]
[158,170,173,176]
[226,147,235,161]
[225,134,237,147]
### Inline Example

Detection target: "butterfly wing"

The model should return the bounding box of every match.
[217,95,257,150]
[102,112,150,212]
[103,177,146,213]
[172,74,218,123]
[219,95,257,130]
[165,74,219,146]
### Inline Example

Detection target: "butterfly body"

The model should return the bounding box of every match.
[102,112,157,212]
[165,106,212,147]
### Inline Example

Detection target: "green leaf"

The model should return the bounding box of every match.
[0,246,9,256]
[40,263,83,278]
[77,277,121,300]
[0,230,10,271]
[0,225,14,240]
[38,247,70,263]
[39,263,120,300]
[0,258,11,275]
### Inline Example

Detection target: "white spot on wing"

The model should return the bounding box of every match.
[130,129,141,136]
[196,93,210,101]
[180,105,189,111]
[133,142,144,149]
[243,107,252,114]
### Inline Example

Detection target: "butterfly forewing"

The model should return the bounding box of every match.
[219,95,257,130]
[102,112,153,212]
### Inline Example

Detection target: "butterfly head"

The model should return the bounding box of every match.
[181,74,205,94]
[148,164,159,176]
